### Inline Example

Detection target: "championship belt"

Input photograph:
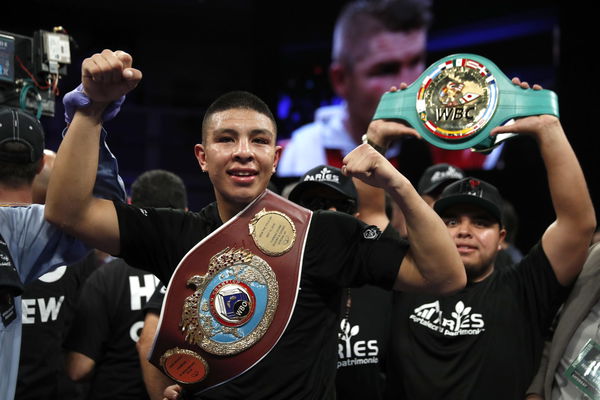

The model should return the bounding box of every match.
[149,190,312,393]
[373,53,559,153]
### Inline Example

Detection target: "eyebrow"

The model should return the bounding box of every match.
[213,128,274,137]
[249,129,274,137]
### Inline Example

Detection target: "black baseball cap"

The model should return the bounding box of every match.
[0,108,44,163]
[288,165,357,204]
[433,177,503,225]
[417,163,465,195]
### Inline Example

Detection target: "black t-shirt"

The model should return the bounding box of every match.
[335,285,392,400]
[494,247,517,271]
[113,201,408,400]
[143,283,165,316]
[64,258,160,400]
[16,250,101,400]
[386,242,569,400]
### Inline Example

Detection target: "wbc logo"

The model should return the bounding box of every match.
[417,57,498,140]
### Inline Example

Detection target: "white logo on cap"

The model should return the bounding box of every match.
[431,167,463,183]
[303,167,340,184]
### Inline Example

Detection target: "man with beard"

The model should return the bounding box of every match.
[385,106,595,398]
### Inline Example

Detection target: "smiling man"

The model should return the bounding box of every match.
[44,50,464,399]
[385,110,596,398]
[196,103,281,221]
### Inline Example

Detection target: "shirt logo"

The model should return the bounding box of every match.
[337,318,379,368]
[38,265,67,282]
[409,300,485,336]
[362,225,381,240]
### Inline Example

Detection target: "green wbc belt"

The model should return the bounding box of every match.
[373,53,559,153]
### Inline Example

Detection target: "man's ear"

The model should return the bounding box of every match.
[194,144,207,172]
[498,228,508,250]
[272,145,282,173]
[330,62,349,98]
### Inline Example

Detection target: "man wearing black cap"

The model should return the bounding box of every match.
[384,110,596,398]
[289,164,393,400]
[416,163,465,207]
[0,108,66,400]
[0,107,125,400]
[288,165,359,216]
[416,162,517,269]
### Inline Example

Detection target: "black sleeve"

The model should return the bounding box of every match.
[303,211,408,290]
[63,267,110,361]
[510,242,571,333]
[113,201,203,283]
[143,283,165,315]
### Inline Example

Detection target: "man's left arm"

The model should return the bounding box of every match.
[492,82,596,285]
[137,311,175,400]
[343,125,465,295]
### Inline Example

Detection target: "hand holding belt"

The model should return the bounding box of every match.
[373,53,559,153]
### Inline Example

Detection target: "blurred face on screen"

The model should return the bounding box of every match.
[331,29,427,136]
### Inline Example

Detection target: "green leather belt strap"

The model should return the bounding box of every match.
[373,53,559,153]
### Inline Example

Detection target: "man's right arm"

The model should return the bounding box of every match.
[45,50,142,255]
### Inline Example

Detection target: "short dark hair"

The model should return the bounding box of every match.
[0,142,42,188]
[130,169,188,210]
[201,90,277,142]
[332,0,433,67]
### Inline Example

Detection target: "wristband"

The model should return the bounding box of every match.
[361,134,387,156]
[63,84,125,124]
[373,54,559,153]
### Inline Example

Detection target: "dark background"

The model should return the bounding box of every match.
[3,0,597,254]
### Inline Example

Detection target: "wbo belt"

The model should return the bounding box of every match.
[373,53,559,153]
[149,190,312,394]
